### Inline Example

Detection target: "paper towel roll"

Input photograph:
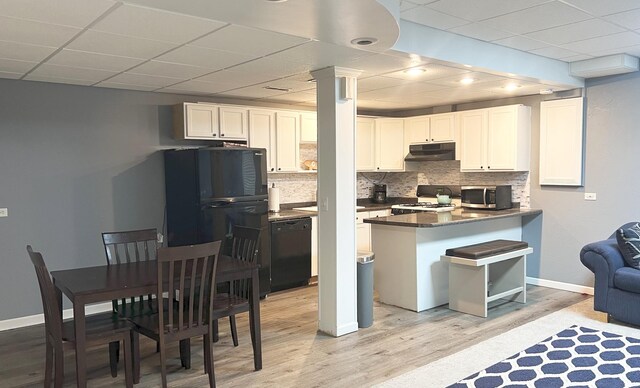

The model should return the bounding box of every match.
[268,185,280,213]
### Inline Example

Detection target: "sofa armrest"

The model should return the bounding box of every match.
[580,239,625,311]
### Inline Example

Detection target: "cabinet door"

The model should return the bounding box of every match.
[404,116,430,145]
[275,111,300,172]
[219,106,248,140]
[356,212,371,253]
[185,103,219,139]
[486,105,519,171]
[311,216,318,277]
[459,110,487,171]
[248,110,276,172]
[375,118,405,171]
[430,113,456,142]
[356,117,376,171]
[300,112,317,143]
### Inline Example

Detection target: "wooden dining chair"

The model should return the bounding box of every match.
[27,245,136,388]
[130,241,221,388]
[213,226,262,346]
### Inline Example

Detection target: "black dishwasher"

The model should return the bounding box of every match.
[270,217,312,292]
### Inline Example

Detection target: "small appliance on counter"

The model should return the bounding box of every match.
[461,185,512,210]
[390,184,460,215]
[372,184,387,204]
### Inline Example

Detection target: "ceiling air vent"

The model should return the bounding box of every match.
[264,86,291,92]
[570,54,639,79]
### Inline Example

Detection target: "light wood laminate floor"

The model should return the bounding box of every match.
[0,285,589,387]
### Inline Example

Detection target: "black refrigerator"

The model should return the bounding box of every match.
[164,146,270,296]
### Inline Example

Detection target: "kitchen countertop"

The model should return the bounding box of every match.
[364,208,542,228]
[268,197,414,221]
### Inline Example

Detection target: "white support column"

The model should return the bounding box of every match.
[311,66,361,337]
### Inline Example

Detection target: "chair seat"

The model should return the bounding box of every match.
[614,267,640,294]
[130,308,209,337]
[115,297,176,318]
[212,293,250,315]
[61,312,133,342]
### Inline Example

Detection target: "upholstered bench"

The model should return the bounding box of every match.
[441,239,533,317]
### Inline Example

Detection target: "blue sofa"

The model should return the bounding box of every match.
[580,222,640,326]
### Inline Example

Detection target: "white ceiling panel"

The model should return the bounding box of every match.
[562,0,640,17]
[47,49,145,72]
[357,100,411,110]
[28,63,116,83]
[224,54,311,78]
[0,15,81,47]
[267,91,316,104]
[159,79,236,94]
[344,53,426,76]
[90,4,226,44]
[195,70,279,86]
[526,18,625,45]
[23,74,94,86]
[604,9,640,30]
[427,71,504,86]
[359,82,448,99]
[562,31,640,54]
[104,72,184,88]
[129,60,213,79]
[0,71,22,80]
[530,46,583,60]
[448,23,513,41]
[491,35,549,51]
[190,24,309,57]
[358,76,413,91]
[561,54,594,61]
[424,0,553,22]
[481,2,592,35]
[0,58,37,74]
[256,78,315,94]
[401,6,471,30]
[155,45,255,70]
[0,40,56,62]
[590,44,640,57]
[96,81,157,92]
[398,0,420,12]
[275,41,375,68]
[66,30,177,59]
[0,0,116,28]
[383,64,469,81]
[215,85,284,99]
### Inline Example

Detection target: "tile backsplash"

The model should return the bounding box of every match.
[269,160,530,208]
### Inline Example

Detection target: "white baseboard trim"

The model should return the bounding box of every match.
[0,302,113,332]
[527,277,594,295]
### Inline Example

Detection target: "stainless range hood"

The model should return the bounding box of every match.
[404,142,455,162]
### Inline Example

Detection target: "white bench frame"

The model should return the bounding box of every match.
[441,247,533,318]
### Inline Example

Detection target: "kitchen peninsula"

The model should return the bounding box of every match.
[365,208,542,312]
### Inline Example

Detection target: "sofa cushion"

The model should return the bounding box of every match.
[614,267,640,294]
[616,223,640,269]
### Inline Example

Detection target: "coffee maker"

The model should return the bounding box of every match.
[372,184,387,204]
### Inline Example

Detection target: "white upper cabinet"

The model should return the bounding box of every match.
[375,118,405,171]
[300,112,317,143]
[248,109,277,172]
[539,97,584,186]
[429,112,456,142]
[404,116,430,145]
[174,103,248,141]
[219,106,248,139]
[460,105,530,172]
[274,111,300,172]
[356,117,376,171]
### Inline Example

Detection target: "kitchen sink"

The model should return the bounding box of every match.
[293,205,365,212]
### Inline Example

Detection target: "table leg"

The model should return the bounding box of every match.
[73,300,87,388]
[249,269,262,370]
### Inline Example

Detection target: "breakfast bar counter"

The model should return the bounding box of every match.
[366,208,542,312]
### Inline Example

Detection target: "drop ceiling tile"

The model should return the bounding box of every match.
[0,15,81,47]
[267,91,317,104]
[357,100,409,110]
[427,71,504,86]
[0,0,116,28]
[155,45,255,70]
[604,9,640,30]
[344,53,426,76]
[492,35,549,51]
[561,31,640,53]
[216,85,284,99]
[424,0,553,22]
[525,18,625,45]
[23,74,95,86]
[255,78,315,93]
[563,54,594,61]
[401,6,471,30]
[590,44,640,57]
[0,40,57,62]
[28,63,116,82]
[358,76,412,91]
[0,71,22,79]
[0,57,37,73]
[529,46,582,60]
[448,22,513,41]
[383,63,469,81]
[47,49,144,72]
[158,79,235,94]
[481,2,592,35]
[398,0,420,12]
[225,54,311,78]
[96,81,157,92]
[90,3,226,44]
[129,60,212,79]
[67,30,176,59]
[103,72,184,88]
[275,41,374,68]
[562,0,640,16]
[359,82,447,99]
[190,24,309,57]
[195,70,279,86]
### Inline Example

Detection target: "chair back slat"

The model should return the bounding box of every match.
[227,226,261,300]
[157,241,221,336]
[27,246,64,343]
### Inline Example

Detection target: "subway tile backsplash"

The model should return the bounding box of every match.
[269,160,530,208]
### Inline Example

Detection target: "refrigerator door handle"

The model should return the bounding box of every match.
[205,201,234,208]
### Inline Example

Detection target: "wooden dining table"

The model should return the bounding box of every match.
[51,255,262,388]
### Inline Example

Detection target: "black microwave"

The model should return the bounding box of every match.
[461,185,512,210]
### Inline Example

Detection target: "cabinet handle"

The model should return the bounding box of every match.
[480,166,483,169]
[278,168,281,171]
[271,168,275,171]
[377,167,380,170]
[431,138,434,141]
[212,134,217,137]
[487,166,491,169]
[220,133,225,137]
[426,138,429,142]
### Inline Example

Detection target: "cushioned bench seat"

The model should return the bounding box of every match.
[445,239,529,259]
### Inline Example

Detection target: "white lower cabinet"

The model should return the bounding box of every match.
[311,216,318,277]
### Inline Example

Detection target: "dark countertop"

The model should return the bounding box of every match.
[268,197,414,221]
[364,208,542,228]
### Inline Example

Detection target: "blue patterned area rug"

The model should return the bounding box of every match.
[448,325,640,388]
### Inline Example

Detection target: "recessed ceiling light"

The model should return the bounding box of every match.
[350,37,378,46]
[463,64,473,68]
[460,77,475,85]
[404,67,426,76]
[539,88,554,95]
[503,83,520,91]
